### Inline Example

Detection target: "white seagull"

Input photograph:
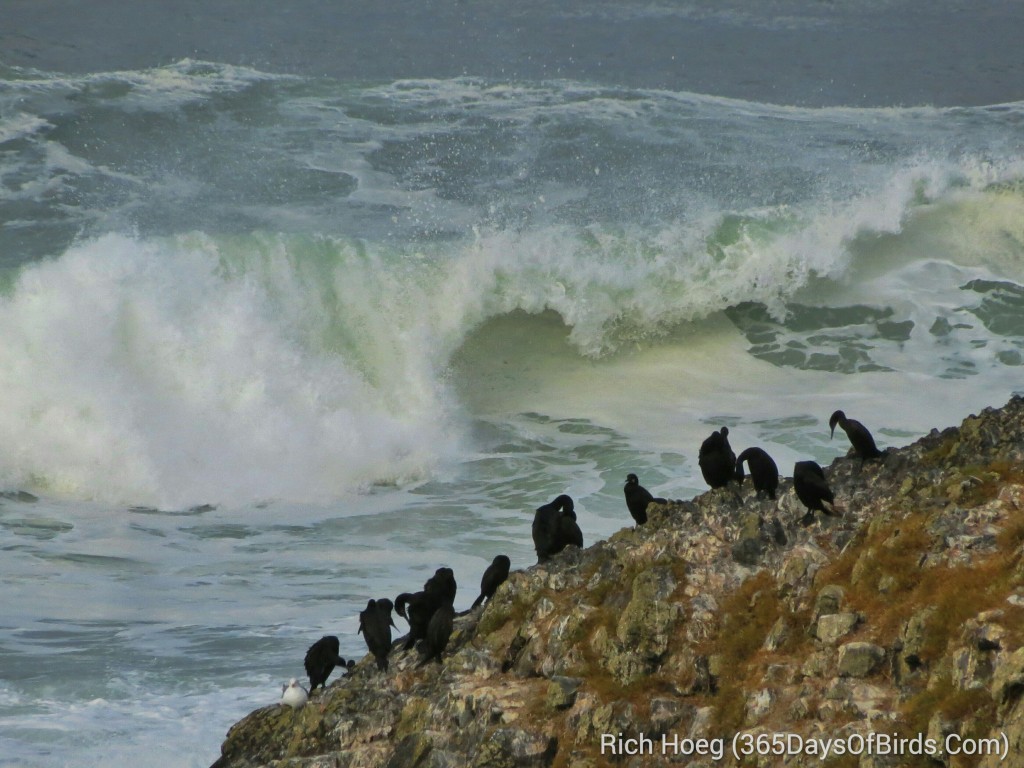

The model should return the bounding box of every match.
[280,678,308,709]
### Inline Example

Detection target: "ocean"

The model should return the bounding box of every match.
[1,2,1023,765]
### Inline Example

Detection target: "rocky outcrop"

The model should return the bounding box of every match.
[212,396,1024,768]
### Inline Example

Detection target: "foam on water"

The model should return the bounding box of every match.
[0,156,1022,507]
[2,56,1024,768]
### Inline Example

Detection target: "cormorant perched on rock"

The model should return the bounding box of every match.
[558,505,583,550]
[425,566,457,607]
[395,567,457,650]
[623,473,667,526]
[470,555,511,609]
[793,460,839,525]
[699,427,738,489]
[532,494,582,562]
[829,410,884,465]
[303,635,347,693]
[735,447,780,500]
[280,678,308,709]
[417,603,455,667]
[358,598,397,671]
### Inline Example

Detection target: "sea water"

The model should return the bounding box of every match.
[1,3,1023,766]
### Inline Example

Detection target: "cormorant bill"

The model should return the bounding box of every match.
[470,555,511,609]
[698,427,738,490]
[735,447,780,500]
[358,598,397,672]
[303,635,345,692]
[624,473,668,526]
[829,410,884,465]
[281,678,308,709]
[417,603,455,667]
[532,494,574,563]
[792,460,838,525]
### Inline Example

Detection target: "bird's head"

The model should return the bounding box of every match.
[828,410,846,438]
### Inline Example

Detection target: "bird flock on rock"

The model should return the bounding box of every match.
[280,408,886,707]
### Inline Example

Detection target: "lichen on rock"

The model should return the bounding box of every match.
[211,396,1024,768]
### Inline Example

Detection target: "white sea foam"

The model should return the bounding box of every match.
[0,161,1020,508]
[0,233,459,507]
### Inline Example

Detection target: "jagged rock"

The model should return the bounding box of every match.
[545,677,581,710]
[589,565,685,685]
[210,397,1024,768]
[746,688,774,721]
[837,642,885,678]
[763,617,790,651]
[731,513,765,565]
[951,639,999,692]
[801,649,833,678]
[899,606,937,676]
[964,612,1007,652]
[813,585,846,619]
[814,612,860,645]
[469,728,557,768]
[992,648,1024,709]
[386,733,433,768]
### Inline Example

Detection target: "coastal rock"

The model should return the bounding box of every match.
[814,612,860,646]
[838,642,885,678]
[211,397,1024,768]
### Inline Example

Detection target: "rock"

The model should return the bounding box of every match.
[470,729,557,768]
[209,397,1024,768]
[546,677,581,710]
[900,607,937,675]
[992,648,1024,709]
[838,642,886,678]
[815,612,860,645]
[607,566,682,684]
[746,688,774,721]
[731,513,765,565]
[763,617,790,652]
[813,585,846,619]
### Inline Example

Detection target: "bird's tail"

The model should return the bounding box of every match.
[470,593,485,609]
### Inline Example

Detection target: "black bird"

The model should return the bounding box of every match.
[303,635,346,693]
[699,427,737,490]
[358,598,397,671]
[623,473,667,526]
[792,460,838,525]
[424,566,457,608]
[417,603,455,667]
[470,555,511,609]
[532,494,581,562]
[395,567,457,650]
[735,447,780,500]
[829,410,884,465]
[558,505,583,551]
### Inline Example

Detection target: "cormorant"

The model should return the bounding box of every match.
[358,598,397,671]
[470,555,511,609]
[793,460,838,525]
[829,410,884,465]
[303,635,346,692]
[623,473,667,525]
[735,447,780,500]
[417,603,455,667]
[395,567,457,650]
[532,495,573,561]
[699,427,737,489]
